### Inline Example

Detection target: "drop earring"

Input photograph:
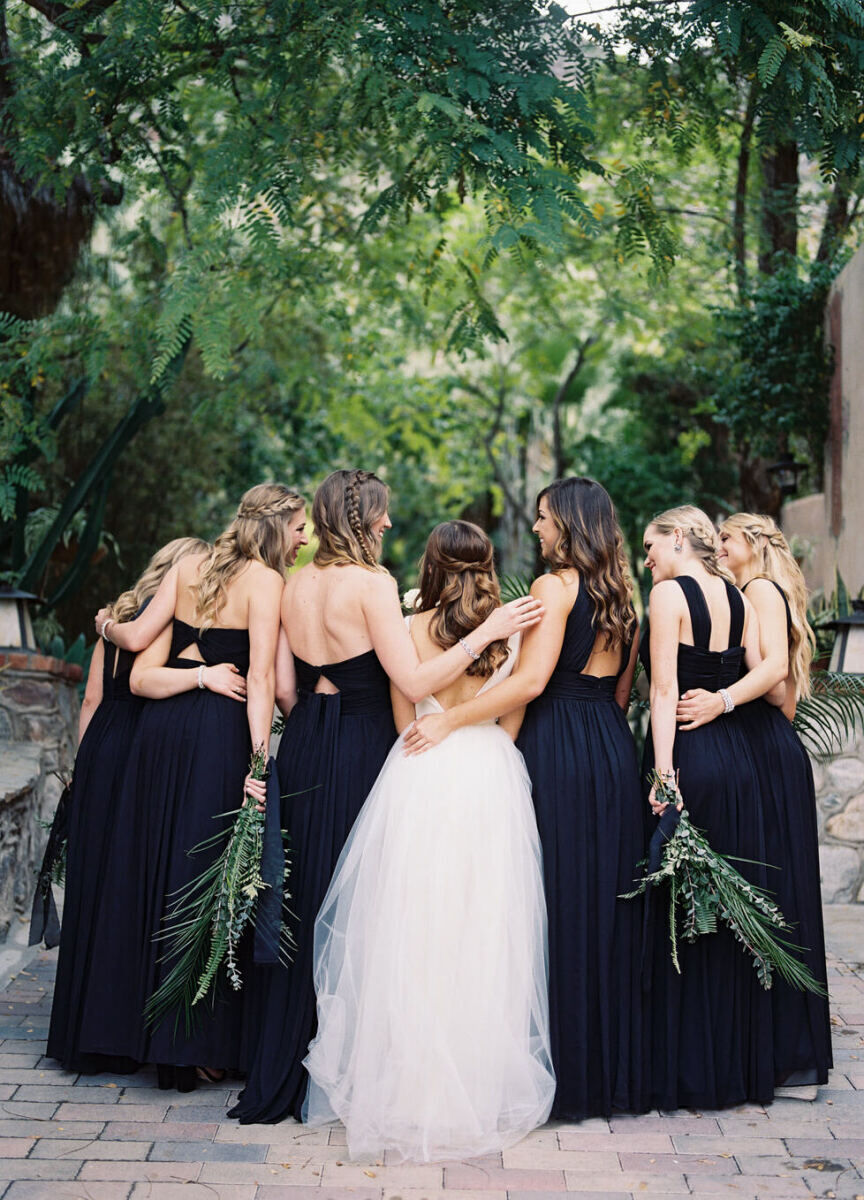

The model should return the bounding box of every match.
[673,542,682,553]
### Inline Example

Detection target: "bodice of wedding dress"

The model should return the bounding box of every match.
[406,615,520,722]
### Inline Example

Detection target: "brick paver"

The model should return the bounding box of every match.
[0,937,862,1200]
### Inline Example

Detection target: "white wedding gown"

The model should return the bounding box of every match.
[303,631,554,1162]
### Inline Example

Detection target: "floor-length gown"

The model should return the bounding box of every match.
[641,576,775,1109]
[47,641,145,1072]
[75,619,252,1069]
[304,638,554,1162]
[740,580,832,1086]
[230,650,397,1124]
[516,586,646,1120]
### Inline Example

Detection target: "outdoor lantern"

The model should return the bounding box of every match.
[829,601,864,674]
[767,451,807,499]
[0,586,39,650]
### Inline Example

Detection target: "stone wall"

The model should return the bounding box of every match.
[0,652,82,943]
[813,733,864,904]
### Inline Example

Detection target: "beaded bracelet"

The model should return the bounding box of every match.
[458,637,480,661]
[718,687,735,714]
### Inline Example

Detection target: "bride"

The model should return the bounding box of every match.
[303,520,554,1162]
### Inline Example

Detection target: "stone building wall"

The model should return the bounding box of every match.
[813,732,864,904]
[0,652,82,942]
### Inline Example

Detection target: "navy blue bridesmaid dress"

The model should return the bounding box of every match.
[230,649,397,1124]
[740,581,832,1086]
[47,640,145,1072]
[75,618,253,1071]
[515,585,647,1120]
[641,576,775,1109]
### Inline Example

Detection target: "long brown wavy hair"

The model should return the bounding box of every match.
[720,512,814,700]
[415,520,508,678]
[196,483,305,631]
[540,477,636,650]
[312,469,390,572]
[109,537,210,624]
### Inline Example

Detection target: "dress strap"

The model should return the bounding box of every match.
[725,581,745,648]
[674,576,711,650]
[742,578,792,640]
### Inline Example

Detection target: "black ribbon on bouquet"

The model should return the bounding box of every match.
[254,756,285,965]
[640,804,682,990]
[29,779,72,949]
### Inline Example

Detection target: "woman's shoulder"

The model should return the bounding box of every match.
[530,571,577,604]
[241,558,286,594]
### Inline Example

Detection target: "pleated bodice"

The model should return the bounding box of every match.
[639,575,745,690]
[169,617,250,672]
[293,648,392,716]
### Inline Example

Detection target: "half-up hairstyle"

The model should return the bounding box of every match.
[721,512,815,700]
[540,477,637,650]
[650,504,733,582]
[312,469,390,572]
[416,520,508,678]
[109,537,211,624]
[196,483,305,631]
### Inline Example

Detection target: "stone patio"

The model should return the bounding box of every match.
[0,910,861,1200]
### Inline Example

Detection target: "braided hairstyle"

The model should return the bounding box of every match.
[650,504,733,581]
[312,469,390,572]
[416,520,509,678]
[109,537,211,624]
[196,483,305,631]
[720,512,814,700]
[540,477,637,650]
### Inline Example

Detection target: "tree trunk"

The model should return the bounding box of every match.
[758,140,798,273]
[732,82,757,302]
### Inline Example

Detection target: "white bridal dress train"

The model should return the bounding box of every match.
[303,636,555,1162]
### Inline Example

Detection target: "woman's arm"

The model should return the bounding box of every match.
[78,639,105,743]
[676,585,789,730]
[615,631,640,712]
[390,681,416,734]
[498,704,526,741]
[647,581,683,781]
[245,570,283,750]
[402,575,570,752]
[130,627,248,701]
[362,574,544,705]
[96,563,183,652]
[274,626,297,718]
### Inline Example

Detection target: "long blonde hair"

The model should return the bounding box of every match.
[109,537,210,623]
[416,520,508,678]
[540,477,636,649]
[720,512,814,700]
[650,505,733,581]
[196,483,305,631]
[312,469,390,572]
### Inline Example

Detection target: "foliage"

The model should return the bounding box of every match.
[623,771,826,994]
[795,671,864,759]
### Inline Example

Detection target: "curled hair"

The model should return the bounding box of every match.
[312,469,390,572]
[721,512,814,700]
[539,477,637,650]
[650,504,733,582]
[196,483,305,631]
[109,537,210,624]
[416,520,508,678]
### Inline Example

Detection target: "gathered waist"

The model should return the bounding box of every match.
[296,687,393,718]
[543,672,618,702]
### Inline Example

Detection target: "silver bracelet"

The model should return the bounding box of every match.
[458,637,480,662]
[100,618,115,644]
[197,664,206,690]
[718,687,735,714]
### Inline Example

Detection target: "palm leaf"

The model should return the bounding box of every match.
[499,572,534,603]
[793,670,864,759]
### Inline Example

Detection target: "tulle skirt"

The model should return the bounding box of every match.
[304,723,555,1162]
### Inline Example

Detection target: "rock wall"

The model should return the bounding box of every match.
[813,735,864,903]
[0,652,81,942]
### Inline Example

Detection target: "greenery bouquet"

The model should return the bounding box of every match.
[145,745,294,1033]
[623,770,825,995]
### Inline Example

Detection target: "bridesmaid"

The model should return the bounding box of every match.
[641,504,783,1109]
[75,484,307,1088]
[231,468,543,1124]
[677,513,832,1090]
[405,476,647,1120]
[48,536,245,1072]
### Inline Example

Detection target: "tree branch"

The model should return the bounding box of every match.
[733,79,757,303]
[552,335,597,478]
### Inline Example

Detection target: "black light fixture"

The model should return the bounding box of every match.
[767,451,807,499]
[0,586,39,650]
[830,600,864,674]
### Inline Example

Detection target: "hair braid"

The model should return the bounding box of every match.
[313,469,390,572]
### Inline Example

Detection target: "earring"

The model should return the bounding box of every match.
[673,543,682,554]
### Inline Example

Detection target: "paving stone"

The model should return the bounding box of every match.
[0,1084,15,1099]
[129,1187,255,1200]
[148,1140,267,1162]
[0,1041,48,1055]
[101,1121,219,1141]
[9,1085,123,1104]
[0,1054,40,1068]
[681,1178,811,1197]
[557,1131,674,1152]
[55,1103,168,1122]
[73,1074,157,1088]
[0,1162,79,1181]
[0,1137,37,1156]
[254,1190,380,1200]
[78,1162,202,1182]
[0,1120,104,1139]
[785,1136,864,1156]
[321,1162,443,1188]
[507,1194,631,1200]
[609,1114,722,1134]
[671,1134,786,1155]
[0,1102,59,1119]
[3,1185,132,1200]
[562,1172,689,1192]
[198,1162,334,1184]
[618,1152,740,1175]
[29,1138,152,1160]
[500,1148,620,1171]
[118,1088,232,1106]
[0,1068,63,1084]
[443,1165,564,1191]
[164,1104,238,1122]
[215,1123,331,1144]
[263,1145,357,1164]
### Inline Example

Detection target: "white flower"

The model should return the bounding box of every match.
[402,587,420,610]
